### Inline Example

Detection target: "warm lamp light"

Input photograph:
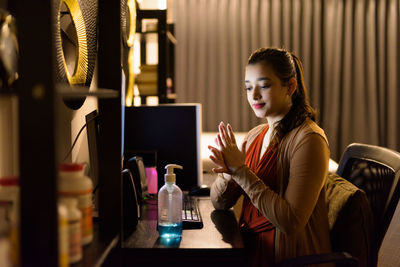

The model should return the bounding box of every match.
[123,0,137,107]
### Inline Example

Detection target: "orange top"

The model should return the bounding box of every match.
[240,125,277,266]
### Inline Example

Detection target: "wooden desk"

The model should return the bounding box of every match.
[122,197,245,266]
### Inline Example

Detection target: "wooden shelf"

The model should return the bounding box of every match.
[71,222,119,267]
[57,84,119,99]
[16,1,122,266]
[135,9,168,104]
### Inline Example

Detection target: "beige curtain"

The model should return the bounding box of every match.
[174,0,400,160]
[323,0,399,160]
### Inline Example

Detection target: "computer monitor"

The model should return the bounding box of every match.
[86,110,100,216]
[124,104,202,191]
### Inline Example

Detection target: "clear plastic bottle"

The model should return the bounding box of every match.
[158,164,183,239]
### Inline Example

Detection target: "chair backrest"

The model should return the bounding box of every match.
[337,143,400,264]
[325,172,373,267]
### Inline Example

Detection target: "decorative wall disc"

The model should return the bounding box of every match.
[53,0,98,109]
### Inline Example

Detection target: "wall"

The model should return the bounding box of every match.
[56,67,99,176]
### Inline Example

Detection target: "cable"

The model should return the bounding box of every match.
[63,115,97,162]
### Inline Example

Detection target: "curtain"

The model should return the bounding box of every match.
[174,0,400,160]
[322,0,399,160]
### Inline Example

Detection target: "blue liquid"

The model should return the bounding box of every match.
[158,222,182,238]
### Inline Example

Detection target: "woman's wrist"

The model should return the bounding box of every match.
[230,164,247,174]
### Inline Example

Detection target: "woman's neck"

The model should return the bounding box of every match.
[266,116,281,132]
[266,105,290,129]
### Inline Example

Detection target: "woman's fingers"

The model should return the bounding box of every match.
[208,146,223,162]
[227,124,236,144]
[219,122,229,145]
[209,155,217,162]
[208,145,219,155]
[217,133,225,148]
[208,145,228,173]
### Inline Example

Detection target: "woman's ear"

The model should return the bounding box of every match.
[288,78,297,96]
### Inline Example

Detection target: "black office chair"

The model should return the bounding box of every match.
[337,143,400,266]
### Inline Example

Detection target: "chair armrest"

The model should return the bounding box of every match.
[276,252,359,267]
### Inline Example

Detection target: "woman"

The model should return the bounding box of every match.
[208,47,331,266]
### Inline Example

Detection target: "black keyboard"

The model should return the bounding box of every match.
[182,194,203,229]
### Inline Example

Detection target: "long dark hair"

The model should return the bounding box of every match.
[247,47,317,145]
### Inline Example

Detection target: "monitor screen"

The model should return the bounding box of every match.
[86,109,100,216]
[124,104,202,191]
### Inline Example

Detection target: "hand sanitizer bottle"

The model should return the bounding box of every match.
[158,164,183,239]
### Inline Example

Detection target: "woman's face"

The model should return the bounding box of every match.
[245,63,294,120]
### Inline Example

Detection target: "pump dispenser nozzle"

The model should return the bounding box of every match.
[164,164,183,183]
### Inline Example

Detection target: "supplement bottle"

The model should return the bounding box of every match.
[60,197,82,264]
[58,163,93,245]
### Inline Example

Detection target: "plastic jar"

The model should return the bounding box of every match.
[60,197,82,264]
[0,176,19,267]
[0,209,11,267]
[58,163,93,245]
[58,203,69,267]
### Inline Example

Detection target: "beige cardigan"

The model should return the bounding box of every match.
[210,118,332,263]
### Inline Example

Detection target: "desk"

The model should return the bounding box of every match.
[122,197,245,266]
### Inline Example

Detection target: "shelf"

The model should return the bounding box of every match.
[135,9,169,104]
[137,31,158,34]
[72,222,119,267]
[57,84,119,99]
[0,90,16,95]
[17,1,122,265]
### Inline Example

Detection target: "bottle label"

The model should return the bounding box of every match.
[59,253,69,267]
[68,219,82,260]
[80,205,93,238]
[59,190,93,241]
[59,216,69,267]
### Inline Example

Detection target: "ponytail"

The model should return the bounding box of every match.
[290,53,316,122]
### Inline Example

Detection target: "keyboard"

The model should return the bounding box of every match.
[182,194,203,229]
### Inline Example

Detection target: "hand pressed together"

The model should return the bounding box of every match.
[208,122,247,174]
